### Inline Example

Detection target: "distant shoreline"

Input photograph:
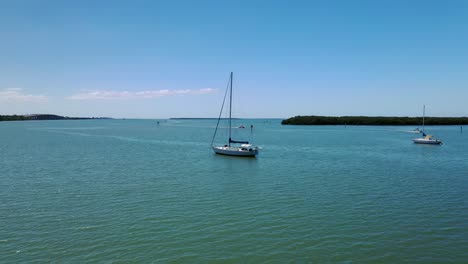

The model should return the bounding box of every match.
[282,115,468,126]
[0,114,112,122]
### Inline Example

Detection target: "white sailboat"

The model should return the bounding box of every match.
[211,72,259,157]
[412,105,442,145]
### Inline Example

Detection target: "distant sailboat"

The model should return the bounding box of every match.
[211,72,259,157]
[412,105,442,145]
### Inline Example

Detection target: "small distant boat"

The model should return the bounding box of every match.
[211,72,259,157]
[408,128,420,133]
[238,125,245,128]
[413,105,442,145]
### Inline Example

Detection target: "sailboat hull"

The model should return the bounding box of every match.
[412,138,442,145]
[212,146,258,157]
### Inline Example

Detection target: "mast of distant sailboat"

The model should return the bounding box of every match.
[422,104,425,133]
[229,72,233,147]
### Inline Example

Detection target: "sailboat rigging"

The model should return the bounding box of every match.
[211,72,259,157]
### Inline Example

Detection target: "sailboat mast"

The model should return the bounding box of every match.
[423,104,425,132]
[229,72,233,146]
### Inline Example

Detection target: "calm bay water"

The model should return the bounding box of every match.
[1,119,467,262]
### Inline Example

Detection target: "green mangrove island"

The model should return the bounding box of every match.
[282,115,468,126]
[0,114,110,122]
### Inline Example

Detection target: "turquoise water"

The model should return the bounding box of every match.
[1,119,467,262]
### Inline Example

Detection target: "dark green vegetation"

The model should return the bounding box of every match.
[282,115,468,126]
[0,114,110,122]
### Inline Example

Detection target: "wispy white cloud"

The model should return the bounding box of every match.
[67,88,217,100]
[0,88,48,102]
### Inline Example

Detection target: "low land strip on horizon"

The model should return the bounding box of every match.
[0,114,111,122]
[282,115,468,126]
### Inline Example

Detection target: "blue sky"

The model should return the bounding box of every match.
[1,0,467,118]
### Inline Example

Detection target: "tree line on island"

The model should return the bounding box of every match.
[281,115,468,126]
